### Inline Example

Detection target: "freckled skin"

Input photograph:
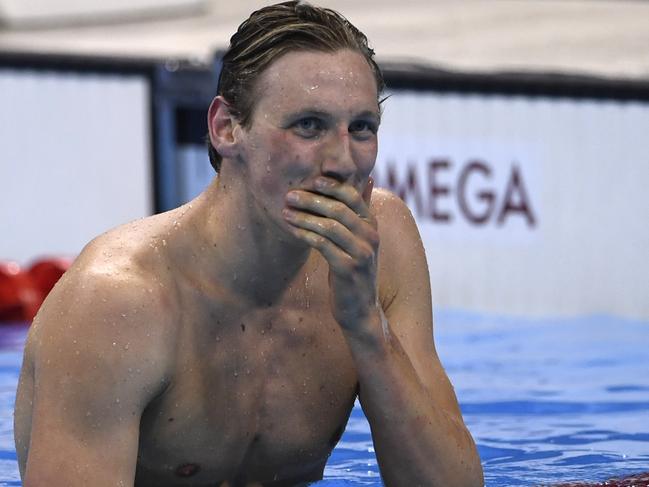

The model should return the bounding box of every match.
[14,49,481,486]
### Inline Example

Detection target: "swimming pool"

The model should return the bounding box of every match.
[0,311,647,486]
[324,311,649,486]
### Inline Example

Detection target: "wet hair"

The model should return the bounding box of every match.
[207,0,384,172]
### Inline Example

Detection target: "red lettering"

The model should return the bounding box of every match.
[457,161,495,225]
[428,159,452,223]
[497,164,536,227]
[377,161,424,217]
[375,158,536,229]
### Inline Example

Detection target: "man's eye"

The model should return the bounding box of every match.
[349,120,378,136]
[293,118,323,136]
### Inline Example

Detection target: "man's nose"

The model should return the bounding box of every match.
[320,129,356,183]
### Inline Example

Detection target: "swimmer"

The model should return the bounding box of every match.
[14,2,483,486]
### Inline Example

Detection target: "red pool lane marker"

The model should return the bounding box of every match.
[0,258,71,323]
[548,471,649,486]
[0,262,36,322]
[28,258,70,299]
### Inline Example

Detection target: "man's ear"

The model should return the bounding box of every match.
[207,96,241,160]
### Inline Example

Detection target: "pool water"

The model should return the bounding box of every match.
[0,325,27,487]
[322,311,649,486]
[0,311,647,486]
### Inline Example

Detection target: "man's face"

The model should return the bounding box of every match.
[235,49,380,232]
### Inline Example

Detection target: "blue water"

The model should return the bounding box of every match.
[322,311,649,486]
[0,311,648,486]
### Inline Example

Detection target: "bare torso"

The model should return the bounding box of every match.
[133,253,359,486]
[15,41,483,486]
[15,202,372,486]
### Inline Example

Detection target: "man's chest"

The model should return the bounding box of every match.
[134,300,358,485]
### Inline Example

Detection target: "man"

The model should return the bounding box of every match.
[14,2,483,486]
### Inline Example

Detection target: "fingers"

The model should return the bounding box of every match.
[285,190,367,236]
[362,176,374,206]
[283,223,357,275]
[310,177,373,220]
[283,177,379,272]
[282,207,375,263]
[286,177,375,223]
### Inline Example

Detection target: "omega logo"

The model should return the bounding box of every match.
[374,159,537,227]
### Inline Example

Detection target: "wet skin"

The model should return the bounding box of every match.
[14,50,482,486]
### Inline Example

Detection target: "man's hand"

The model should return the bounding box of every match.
[285,185,484,485]
[283,176,379,332]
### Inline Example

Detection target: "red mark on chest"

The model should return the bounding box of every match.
[175,463,200,477]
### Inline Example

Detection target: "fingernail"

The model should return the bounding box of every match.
[286,192,299,203]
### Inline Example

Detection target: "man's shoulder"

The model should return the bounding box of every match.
[370,188,422,247]
[370,188,428,306]
[26,214,180,375]
[79,211,175,274]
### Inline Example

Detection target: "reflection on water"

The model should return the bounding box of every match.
[0,313,648,486]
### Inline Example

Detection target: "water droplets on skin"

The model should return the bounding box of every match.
[304,274,311,308]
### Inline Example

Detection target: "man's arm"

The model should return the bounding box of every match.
[16,261,173,487]
[355,189,482,486]
[284,181,483,486]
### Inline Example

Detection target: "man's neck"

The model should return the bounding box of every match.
[182,175,315,305]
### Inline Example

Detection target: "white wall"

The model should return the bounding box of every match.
[0,70,153,265]
[374,92,649,319]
